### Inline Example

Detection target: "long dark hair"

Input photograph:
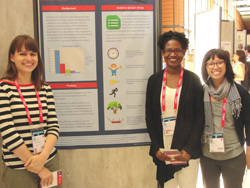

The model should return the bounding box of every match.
[2,35,44,90]
[236,50,248,75]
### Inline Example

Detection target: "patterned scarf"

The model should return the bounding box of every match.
[202,78,242,144]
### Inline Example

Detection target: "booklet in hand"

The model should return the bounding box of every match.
[40,170,62,188]
[160,149,187,165]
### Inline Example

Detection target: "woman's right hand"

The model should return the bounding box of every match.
[24,154,47,173]
[156,150,172,161]
[38,167,53,187]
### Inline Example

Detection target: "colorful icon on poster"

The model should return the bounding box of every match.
[107,48,119,59]
[107,101,122,114]
[107,117,123,124]
[109,88,118,97]
[106,15,121,30]
[110,80,119,85]
[108,63,122,76]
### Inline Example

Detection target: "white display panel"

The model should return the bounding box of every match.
[194,7,221,81]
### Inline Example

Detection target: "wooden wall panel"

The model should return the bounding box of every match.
[161,0,184,33]
[235,10,246,30]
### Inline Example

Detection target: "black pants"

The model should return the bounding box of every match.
[158,181,164,188]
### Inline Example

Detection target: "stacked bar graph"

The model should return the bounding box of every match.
[51,48,84,74]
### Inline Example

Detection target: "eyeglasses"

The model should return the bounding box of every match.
[206,61,225,69]
[163,49,184,56]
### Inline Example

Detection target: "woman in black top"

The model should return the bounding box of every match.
[145,31,204,188]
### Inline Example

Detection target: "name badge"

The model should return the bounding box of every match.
[162,117,176,136]
[31,127,45,154]
[209,133,225,153]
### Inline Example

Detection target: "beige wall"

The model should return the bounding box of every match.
[0,0,156,187]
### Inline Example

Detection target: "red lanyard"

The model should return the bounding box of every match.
[221,97,227,127]
[15,80,43,125]
[209,95,227,127]
[162,68,183,111]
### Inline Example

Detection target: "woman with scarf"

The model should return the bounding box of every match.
[200,48,250,188]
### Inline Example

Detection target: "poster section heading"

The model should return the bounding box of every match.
[42,5,95,11]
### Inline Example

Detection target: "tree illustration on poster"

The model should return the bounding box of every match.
[107,101,122,114]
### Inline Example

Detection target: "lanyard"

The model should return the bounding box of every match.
[221,97,227,127]
[162,68,183,112]
[15,80,43,125]
[209,95,227,127]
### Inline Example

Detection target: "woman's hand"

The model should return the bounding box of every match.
[246,157,250,169]
[38,167,53,187]
[156,150,172,161]
[174,150,191,161]
[246,146,250,169]
[25,134,58,173]
[24,154,47,173]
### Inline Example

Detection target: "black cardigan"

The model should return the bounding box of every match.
[145,69,205,183]
[231,83,250,147]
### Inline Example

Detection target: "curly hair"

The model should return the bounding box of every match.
[157,31,189,51]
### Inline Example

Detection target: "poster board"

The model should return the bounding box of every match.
[221,20,234,58]
[194,7,221,81]
[36,0,158,148]
[235,30,247,51]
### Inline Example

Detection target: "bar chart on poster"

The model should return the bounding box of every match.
[42,9,97,83]
[45,47,86,82]
[50,48,84,74]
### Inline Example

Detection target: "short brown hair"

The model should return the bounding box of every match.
[201,49,235,84]
[2,35,44,90]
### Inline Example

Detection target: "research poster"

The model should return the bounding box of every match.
[235,30,247,50]
[37,0,157,148]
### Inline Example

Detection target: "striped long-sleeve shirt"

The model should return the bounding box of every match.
[0,80,59,169]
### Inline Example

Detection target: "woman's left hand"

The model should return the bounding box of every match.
[24,154,47,173]
[174,150,191,161]
[38,167,53,187]
[246,146,250,169]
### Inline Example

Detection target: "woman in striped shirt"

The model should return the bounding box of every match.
[0,35,61,188]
